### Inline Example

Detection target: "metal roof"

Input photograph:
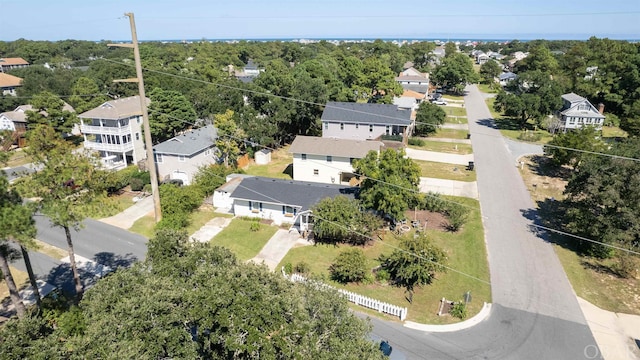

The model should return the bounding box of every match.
[153,125,217,156]
[321,102,412,126]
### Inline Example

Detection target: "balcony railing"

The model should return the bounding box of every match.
[81,124,132,136]
[84,141,134,153]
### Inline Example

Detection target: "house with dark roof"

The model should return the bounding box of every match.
[558,93,605,131]
[321,102,412,142]
[79,96,149,170]
[499,72,517,86]
[153,125,218,185]
[228,176,358,230]
[288,135,382,185]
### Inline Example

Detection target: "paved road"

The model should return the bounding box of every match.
[370,85,600,359]
[2,164,37,183]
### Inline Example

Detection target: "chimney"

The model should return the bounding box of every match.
[598,103,605,115]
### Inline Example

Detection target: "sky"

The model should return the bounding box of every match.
[1,0,639,41]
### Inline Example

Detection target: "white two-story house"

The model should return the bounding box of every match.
[288,135,382,185]
[558,93,605,131]
[79,96,148,170]
[321,102,412,143]
[153,125,218,185]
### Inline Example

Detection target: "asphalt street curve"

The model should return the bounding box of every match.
[370,85,600,360]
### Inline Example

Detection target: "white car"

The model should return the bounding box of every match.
[432,99,448,105]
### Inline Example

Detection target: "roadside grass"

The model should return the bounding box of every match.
[442,106,467,118]
[184,208,218,236]
[243,146,292,179]
[128,215,156,239]
[408,140,473,155]
[33,239,67,260]
[445,115,468,124]
[429,129,469,140]
[83,192,137,219]
[477,83,499,94]
[519,155,640,315]
[210,218,278,261]
[442,94,465,101]
[0,266,29,301]
[278,197,490,324]
[484,98,554,144]
[5,150,30,167]
[128,208,219,240]
[414,160,477,182]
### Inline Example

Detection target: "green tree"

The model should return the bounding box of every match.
[213,110,246,167]
[514,44,559,74]
[312,195,382,246]
[414,101,447,136]
[360,57,404,103]
[330,248,368,284]
[192,164,236,200]
[68,77,107,114]
[379,232,447,290]
[157,184,203,230]
[432,53,479,94]
[147,87,197,143]
[353,148,421,222]
[544,126,606,168]
[562,138,640,264]
[479,60,501,85]
[444,42,457,57]
[25,125,107,300]
[26,91,78,134]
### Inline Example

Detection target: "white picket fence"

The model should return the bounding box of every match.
[284,268,408,321]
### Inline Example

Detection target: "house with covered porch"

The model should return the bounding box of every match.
[227,176,357,232]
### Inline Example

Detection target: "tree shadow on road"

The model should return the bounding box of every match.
[475,118,498,129]
[93,252,139,270]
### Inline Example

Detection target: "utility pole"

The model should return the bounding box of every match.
[109,13,162,222]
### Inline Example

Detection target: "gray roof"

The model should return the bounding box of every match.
[230,176,357,211]
[79,96,149,120]
[393,96,417,109]
[499,72,517,80]
[401,84,429,94]
[153,125,217,156]
[288,135,382,158]
[561,93,585,104]
[321,102,412,126]
[395,75,429,82]
[1,102,74,123]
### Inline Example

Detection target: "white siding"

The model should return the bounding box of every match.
[292,153,354,184]
[156,147,216,185]
[0,115,16,131]
[322,121,395,140]
[232,199,298,226]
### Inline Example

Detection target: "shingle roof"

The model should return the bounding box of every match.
[0,102,74,123]
[395,75,428,82]
[499,72,517,80]
[288,135,382,158]
[230,176,357,211]
[561,93,585,104]
[393,97,417,109]
[321,102,412,126]
[0,58,29,66]
[78,96,149,120]
[401,84,429,94]
[153,125,217,156]
[0,73,23,87]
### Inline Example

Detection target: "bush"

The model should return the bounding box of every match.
[419,192,447,213]
[449,301,468,320]
[445,203,470,231]
[330,249,368,284]
[408,138,425,146]
[249,222,260,232]
[130,170,151,185]
[283,262,293,275]
[294,261,310,275]
[129,177,144,191]
[375,268,391,283]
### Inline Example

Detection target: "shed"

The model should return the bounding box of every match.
[255,149,272,165]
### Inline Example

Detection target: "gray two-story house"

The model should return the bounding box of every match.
[321,102,412,142]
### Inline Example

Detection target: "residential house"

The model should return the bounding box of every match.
[78,96,148,170]
[399,66,427,78]
[153,125,218,185]
[288,135,383,185]
[228,175,357,230]
[321,102,412,142]
[0,57,29,73]
[393,96,418,112]
[430,47,446,65]
[475,52,489,65]
[498,72,517,87]
[0,105,29,149]
[212,174,254,210]
[0,73,22,96]
[558,93,605,131]
[233,59,264,83]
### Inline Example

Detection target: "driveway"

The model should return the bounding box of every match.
[249,229,310,271]
[419,177,478,199]
[405,147,474,166]
[99,195,154,229]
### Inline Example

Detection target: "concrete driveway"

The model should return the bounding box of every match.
[405,147,474,166]
[99,195,154,229]
[249,229,310,271]
[419,177,478,199]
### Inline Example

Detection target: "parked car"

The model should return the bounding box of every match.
[432,99,448,105]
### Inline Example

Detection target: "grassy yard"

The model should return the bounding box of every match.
[128,215,156,239]
[278,197,490,324]
[601,126,627,138]
[477,83,499,94]
[83,192,138,219]
[518,155,640,315]
[484,98,554,144]
[243,146,293,179]
[5,150,30,167]
[128,208,218,239]
[414,160,477,182]
[210,218,278,261]
[430,129,469,140]
[0,266,29,301]
[442,94,465,101]
[408,140,473,155]
[442,106,467,118]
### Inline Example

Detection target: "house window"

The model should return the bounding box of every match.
[250,201,262,212]
[301,153,307,161]
[326,156,332,163]
[135,132,140,141]
[369,124,373,132]
[178,155,186,162]
[340,123,344,130]
[385,125,390,135]
[355,123,359,129]
[137,117,141,124]
[205,149,211,156]
[282,205,296,216]
[313,169,319,175]
[155,154,163,163]
[324,122,328,130]
[350,158,355,165]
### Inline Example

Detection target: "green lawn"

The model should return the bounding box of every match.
[128,208,217,240]
[279,197,490,324]
[601,126,627,138]
[442,94,465,101]
[477,83,499,94]
[210,218,278,261]
[84,192,138,219]
[408,140,473,155]
[430,129,469,140]
[414,160,476,182]
[484,98,554,144]
[243,146,293,179]
[5,150,30,167]
[442,106,467,118]
[445,116,468,125]
[128,215,156,239]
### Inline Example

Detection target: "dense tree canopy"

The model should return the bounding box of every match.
[544,126,606,168]
[432,53,479,94]
[414,101,447,136]
[312,195,382,246]
[26,91,78,133]
[147,87,197,143]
